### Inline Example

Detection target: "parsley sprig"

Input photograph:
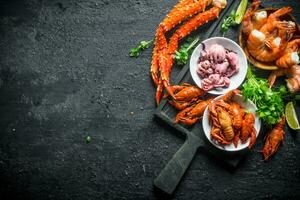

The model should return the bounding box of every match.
[241,67,287,127]
[174,36,200,66]
[221,10,238,36]
[129,40,153,57]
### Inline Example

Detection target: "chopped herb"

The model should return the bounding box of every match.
[221,10,238,36]
[241,67,287,127]
[129,40,153,57]
[174,36,200,66]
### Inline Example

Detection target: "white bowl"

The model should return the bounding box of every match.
[190,37,248,95]
[202,94,261,152]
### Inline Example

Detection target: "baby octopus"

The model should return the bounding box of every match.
[196,44,239,91]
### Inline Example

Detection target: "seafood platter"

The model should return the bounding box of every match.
[130,0,300,194]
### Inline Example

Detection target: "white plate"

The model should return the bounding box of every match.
[202,94,261,152]
[190,37,248,95]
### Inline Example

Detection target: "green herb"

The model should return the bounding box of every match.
[174,36,200,66]
[129,40,153,57]
[86,136,91,143]
[221,10,238,36]
[241,67,287,127]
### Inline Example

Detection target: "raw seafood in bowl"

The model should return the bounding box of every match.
[190,37,248,95]
[197,44,239,91]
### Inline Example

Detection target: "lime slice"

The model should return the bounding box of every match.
[285,102,300,130]
[235,0,248,24]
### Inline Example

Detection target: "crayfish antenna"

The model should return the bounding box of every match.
[165,86,175,99]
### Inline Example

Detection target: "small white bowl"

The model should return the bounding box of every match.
[202,94,261,152]
[190,37,248,95]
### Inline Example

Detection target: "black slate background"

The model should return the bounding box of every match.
[0,0,300,199]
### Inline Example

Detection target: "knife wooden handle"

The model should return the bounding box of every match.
[154,134,202,194]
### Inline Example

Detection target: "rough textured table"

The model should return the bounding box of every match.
[0,0,300,199]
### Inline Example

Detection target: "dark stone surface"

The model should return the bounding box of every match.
[0,0,299,199]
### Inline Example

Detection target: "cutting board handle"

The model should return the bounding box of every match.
[154,134,202,194]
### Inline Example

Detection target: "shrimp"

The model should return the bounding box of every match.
[247,21,295,62]
[268,65,300,93]
[241,0,261,36]
[276,39,300,68]
[285,65,300,93]
[253,10,268,30]
[246,7,295,62]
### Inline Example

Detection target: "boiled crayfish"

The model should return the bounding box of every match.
[164,83,206,110]
[216,107,234,141]
[164,83,208,125]
[175,99,211,125]
[151,0,227,105]
[241,113,256,149]
[208,89,257,149]
[262,117,286,161]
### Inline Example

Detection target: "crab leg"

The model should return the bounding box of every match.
[152,0,213,104]
[151,0,204,86]
[159,0,227,101]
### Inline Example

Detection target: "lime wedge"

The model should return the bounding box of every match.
[285,102,300,130]
[235,0,248,24]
